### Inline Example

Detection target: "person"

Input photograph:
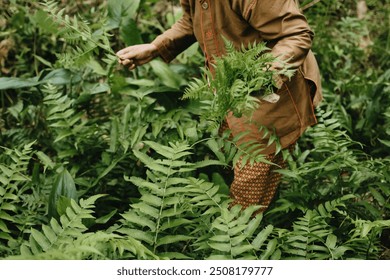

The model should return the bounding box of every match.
[116,0,322,213]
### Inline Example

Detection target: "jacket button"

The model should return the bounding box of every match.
[201,1,208,9]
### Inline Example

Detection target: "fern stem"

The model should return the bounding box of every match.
[152,159,174,253]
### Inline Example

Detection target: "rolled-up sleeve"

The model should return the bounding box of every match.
[152,0,196,63]
[244,0,313,70]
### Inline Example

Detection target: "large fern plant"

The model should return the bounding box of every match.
[0,143,35,256]
[113,140,286,259]
[115,141,224,258]
[7,195,156,260]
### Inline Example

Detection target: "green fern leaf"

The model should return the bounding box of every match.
[30,229,51,252]
[140,193,163,207]
[252,225,274,250]
[120,212,156,231]
[132,203,159,218]
[209,235,230,242]
[260,239,278,260]
[231,244,255,257]
[116,228,154,246]
[208,242,231,252]
[156,235,194,247]
[159,218,193,231]
[133,150,171,175]
[128,176,164,196]
[41,225,58,244]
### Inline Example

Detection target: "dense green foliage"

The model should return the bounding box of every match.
[0,0,389,260]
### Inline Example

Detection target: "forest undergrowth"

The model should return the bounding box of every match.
[0,0,389,260]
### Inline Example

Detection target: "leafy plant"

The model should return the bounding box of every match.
[197,205,278,260]
[40,0,117,72]
[7,194,157,260]
[116,141,223,258]
[183,40,295,126]
[48,169,78,220]
[0,142,34,256]
[203,126,281,169]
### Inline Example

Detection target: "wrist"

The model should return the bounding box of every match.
[150,43,159,59]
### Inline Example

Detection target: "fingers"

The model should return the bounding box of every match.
[116,46,134,60]
[119,59,137,70]
[128,63,137,71]
[122,58,136,68]
[116,44,158,70]
[116,48,135,65]
[116,47,141,70]
[119,58,133,66]
[116,55,138,70]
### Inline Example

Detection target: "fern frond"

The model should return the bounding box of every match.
[40,0,116,69]
[42,84,83,145]
[73,231,158,260]
[283,210,331,260]
[280,196,356,260]
[13,195,101,258]
[182,77,210,100]
[187,177,226,211]
[222,36,236,55]
[198,204,278,260]
[119,142,204,256]
[0,142,34,244]
[7,194,156,260]
[202,125,280,169]
[345,219,390,259]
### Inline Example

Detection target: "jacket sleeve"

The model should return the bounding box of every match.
[151,0,196,63]
[243,0,313,71]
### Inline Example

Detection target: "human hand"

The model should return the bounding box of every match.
[116,44,159,70]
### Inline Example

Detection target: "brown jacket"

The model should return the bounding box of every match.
[152,0,322,154]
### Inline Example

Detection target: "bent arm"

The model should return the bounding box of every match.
[152,0,196,63]
[244,0,313,71]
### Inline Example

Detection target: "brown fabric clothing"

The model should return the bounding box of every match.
[152,0,322,154]
[226,68,316,154]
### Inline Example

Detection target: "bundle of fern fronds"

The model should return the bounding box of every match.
[183,40,295,126]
